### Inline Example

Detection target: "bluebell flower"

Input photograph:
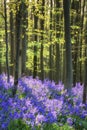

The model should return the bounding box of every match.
[67,117,73,126]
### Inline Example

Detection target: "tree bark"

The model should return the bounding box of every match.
[10,10,15,76]
[40,0,45,81]
[49,0,53,81]
[55,0,60,83]
[13,1,22,96]
[83,17,87,103]
[33,4,38,78]
[63,0,73,89]
[4,0,10,82]
[21,2,28,74]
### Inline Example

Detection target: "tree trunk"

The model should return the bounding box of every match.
[55,0,60,83]
[33,5,38,78]
[21,2,28,74]
[40,0,45,81]
[13,1,22,96]
[83,16,87,103]
[4,0,10,82]
[63,0,73,89]
[49,0,53,81]
[10,11,15,76]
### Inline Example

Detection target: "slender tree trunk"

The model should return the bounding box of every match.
[49,0,53,81]
[83,14,87,103]
[83,49,87,103]
[33,5,38,78]
[13,1,22,96]
[49,45,53,81]
[4,0,10,82]
[21,2,28,74]
[55,0,60,83]
[80,0,85,83]
[83,54,87,103]
[10,10,15,76]
[71,0,80,84]
[63,0,73,89]
[40,0,45,81]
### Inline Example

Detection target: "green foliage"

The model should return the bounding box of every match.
[0,0,87,87]
[72,116,87,130]
[43,123,60,130]
[43,123,74,130]
[8,120,75,130]
[8,119,31,130]
[71,25,80,30]
[18,92,26,99]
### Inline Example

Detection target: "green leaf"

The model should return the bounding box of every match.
[80,120,87,129]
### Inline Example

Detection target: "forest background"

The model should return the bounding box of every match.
[0,0,87,102]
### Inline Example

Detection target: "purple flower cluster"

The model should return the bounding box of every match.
[0,74,87,129]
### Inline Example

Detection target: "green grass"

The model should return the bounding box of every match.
[8,119,75,130]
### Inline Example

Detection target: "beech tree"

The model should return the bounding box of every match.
[63,0,73,89]
[4,0,10,82]
[40,0,45,81]
[33,1,38,78]
[13,0,28,96]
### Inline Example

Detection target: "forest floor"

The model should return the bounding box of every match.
[0,73,87,130]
